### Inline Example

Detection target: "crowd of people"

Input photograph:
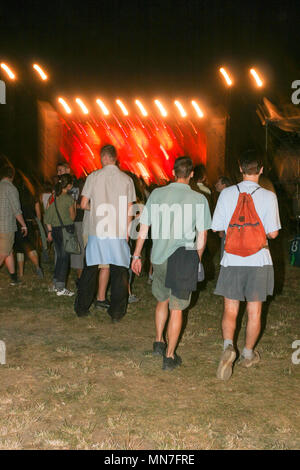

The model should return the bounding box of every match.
[0,144,281,380]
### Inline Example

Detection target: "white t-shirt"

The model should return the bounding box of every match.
[82,165,136,239]
[211,181,281,267]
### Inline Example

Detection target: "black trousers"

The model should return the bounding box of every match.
[74,262,128,320]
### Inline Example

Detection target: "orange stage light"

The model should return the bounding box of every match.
[219,67,233,86]
[250,68,263,87]
[135,99,148,117]
[75,98,89,114]
[1,63,16,80]
[58,97,72,114]
[116,99,129,116]
[96,99,109,115]
[174,100,187,117]
[191,101,204,118]
[33,63,48,80]
[154,99,167,117]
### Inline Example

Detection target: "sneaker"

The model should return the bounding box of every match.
[238,350,260,368]
[162,353,182,371]
[153,341,167,357]
[36,267,44,279]
[128,294,140,304]
[94,299,110,309]
[56,288,74,297]
[216,345,237,381]
[10,278,21,286]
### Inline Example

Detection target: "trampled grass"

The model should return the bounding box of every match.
[0,233,299,449]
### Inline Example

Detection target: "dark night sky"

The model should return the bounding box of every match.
[1,0,300,172]
[1,0,300,98]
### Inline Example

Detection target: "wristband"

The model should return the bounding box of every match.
[132,255,141,260]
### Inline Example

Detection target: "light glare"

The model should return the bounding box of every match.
[33,63,48,80]
[250,68,263,87]
[58,97,72,114]
[96,99,110,115]
[1,63,16,80]
[219,67,233,86]
[135,99,148,117]
[174,100,187,117]
[154,99,167,117]
[191,101,204,118]
[116,99,129,116]
[75,98,89,114]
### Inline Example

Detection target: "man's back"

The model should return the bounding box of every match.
[82,165,136,238]
[0,179,21,232]
[140,182,211,264]
[212,181,281,266]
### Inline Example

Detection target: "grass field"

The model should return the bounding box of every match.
[0,233,299,450]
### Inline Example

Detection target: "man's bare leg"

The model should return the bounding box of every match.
[97,267,110,301]
[5,253,15,275]
[217,297,239,381]
[155,299,169,343]
[222,298,240,342]
[166,309,182,359]
[245,301,262,349]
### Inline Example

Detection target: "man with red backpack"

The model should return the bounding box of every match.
[211,150,281,381]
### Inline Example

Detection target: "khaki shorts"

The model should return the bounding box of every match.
[152,260,191,311]
[0,232,15,256]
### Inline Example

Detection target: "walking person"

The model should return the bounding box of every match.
[0,165,27,285]
[74,144,136,320]
[131,157,211,370]
[44,174,76,296]
[211,150,281,381]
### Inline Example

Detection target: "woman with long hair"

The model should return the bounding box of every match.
[44,174,76,296]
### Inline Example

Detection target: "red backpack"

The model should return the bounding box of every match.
[225,185,267,257]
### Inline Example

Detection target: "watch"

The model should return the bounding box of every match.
[132,255,141,260]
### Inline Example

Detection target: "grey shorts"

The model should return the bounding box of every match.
[152,260,191,311]
[215,265,274,302]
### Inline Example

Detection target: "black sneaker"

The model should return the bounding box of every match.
[94,299,110,309]
[153,341,167,357]
[10,278,21,286]
[162,353,182,371]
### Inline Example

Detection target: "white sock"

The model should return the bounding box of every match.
[223,339,233,351]
[242,347,254,359]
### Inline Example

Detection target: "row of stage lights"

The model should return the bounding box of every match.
[1,62,264,118]
[0,62,264,88]
[58,97,204,118]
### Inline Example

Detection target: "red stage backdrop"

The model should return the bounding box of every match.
[39,101,226,184]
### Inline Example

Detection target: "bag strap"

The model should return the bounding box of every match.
[236,184,240,193]
[250,186,261,196]
[54,198,66,228]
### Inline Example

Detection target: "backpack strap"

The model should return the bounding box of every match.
[250,186,261,196]
[236,184,240,193]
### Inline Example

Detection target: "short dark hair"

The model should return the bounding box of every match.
[218,175,231,187]
[56,162,70,170]
[193,164,207,182]
[0,165,15,180]
[100,144,117,161]
[239,150,263,175]
[174,156,193,178]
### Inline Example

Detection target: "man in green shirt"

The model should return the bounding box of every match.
[132,157,211,371]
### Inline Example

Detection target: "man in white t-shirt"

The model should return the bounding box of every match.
[211,150,281,381]
[74,145,136,321]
